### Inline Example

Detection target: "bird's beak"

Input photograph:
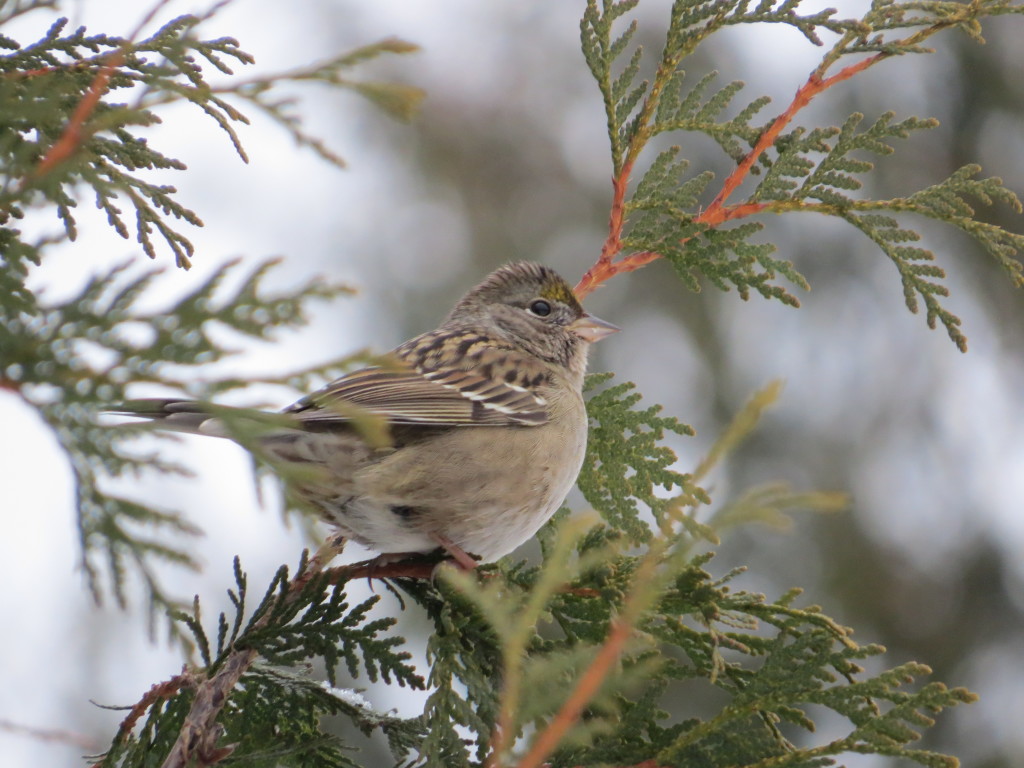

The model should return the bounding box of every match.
[568,313,620,343]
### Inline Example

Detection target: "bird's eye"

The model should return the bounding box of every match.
[529,299,552,317]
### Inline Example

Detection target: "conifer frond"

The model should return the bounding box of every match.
[411,517,977,768]
[105,555,425,768]
[1,257,348,622]
[200,557,422,690]
[653,71,769,164]
[790,112,937,202]
[674,222,810,305]
[883,164,1024,284]
[402,578,504,765]
[578,373,701,544]
[709,483,848,531]
[575,0,1024,350]
[840,209,967,349]
[0,8,420,269]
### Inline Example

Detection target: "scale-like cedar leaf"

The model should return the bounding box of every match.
[579,373,698,543]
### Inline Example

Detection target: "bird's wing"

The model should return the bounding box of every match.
[286,335,551,427]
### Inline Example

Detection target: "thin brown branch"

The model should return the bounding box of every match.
[326,555,453,583]
[159,649,257,768]
[552,762,668,768]
[115,671,191,742]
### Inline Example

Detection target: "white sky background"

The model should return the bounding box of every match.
[2,1,1024,766]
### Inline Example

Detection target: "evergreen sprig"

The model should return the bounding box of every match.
[0,8,421,269]
[413,525,977,768]
[401,577,505,766]
[580,0,852,174]
[830,164,1024,349]
[578,373,702,544]
[575,0,1024,351]
[103,554,425,768]
[0,257,350,624]
[0,0,421,624]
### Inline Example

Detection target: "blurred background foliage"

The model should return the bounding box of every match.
[2,1,1023,767]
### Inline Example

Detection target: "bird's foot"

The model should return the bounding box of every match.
[429,533,481,571]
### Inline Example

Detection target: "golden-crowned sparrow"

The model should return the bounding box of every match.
[116,262,617,566]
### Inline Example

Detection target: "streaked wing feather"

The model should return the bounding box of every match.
[285,363,547,427]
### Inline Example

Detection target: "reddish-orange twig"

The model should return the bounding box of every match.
[573,51,888,300]
[28,0,174,183]
[704,54,881,219]
[30,53,124,180]
[514,619,633,768]
[510,548,662,768]
[600,160,634,266]
[2,65,65,78]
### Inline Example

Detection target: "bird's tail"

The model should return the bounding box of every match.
[111,399,306,441]
[108,399,235,436]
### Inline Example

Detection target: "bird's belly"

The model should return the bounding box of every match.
[322,497,440,554]
[317,418,587,561]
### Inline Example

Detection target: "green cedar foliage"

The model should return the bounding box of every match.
[102,553,427,768]
[0,3,420,626]
[1,1,1017,768]
[581,0,1024,349]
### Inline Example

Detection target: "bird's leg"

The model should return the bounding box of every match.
[430,533,480,571]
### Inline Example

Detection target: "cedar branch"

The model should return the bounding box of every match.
[156,538,342,768]
[510,550,662,768]
[29,0,174,182]
[573,48,892,300]
[115,672,191,742]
